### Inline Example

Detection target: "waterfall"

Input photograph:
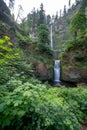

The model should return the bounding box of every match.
[54,60,61,82]
[50,24,53,49]
[50,19,61,83]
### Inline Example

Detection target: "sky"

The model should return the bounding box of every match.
[5,0,75,18]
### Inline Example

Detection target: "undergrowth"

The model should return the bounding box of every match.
[0,79,87,130]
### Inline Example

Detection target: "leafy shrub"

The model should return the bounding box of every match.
[0,35,35,84]
[75,51,86,61]
[64,40,75,51]
[0,36,19,84]
[70,12,87,34]
[38,43,53,56]
[0,81,87,130]
[65,35,87,51]
[16,31,32,47]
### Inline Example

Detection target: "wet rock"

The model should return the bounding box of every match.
[61,66,87,83]
[34,60,53,81]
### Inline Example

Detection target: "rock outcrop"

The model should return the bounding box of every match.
[61,66,87,83]
[34,60,53,81]
[61,49,87,84]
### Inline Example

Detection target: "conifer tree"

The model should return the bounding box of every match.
[69,0,71,7]
[63,5,66,16]
[81,0,87,11]
[38,3,46,25]
[47,15,51,25]
[32,8,37,33]
[55,11,58,20]
[38,24,50,45]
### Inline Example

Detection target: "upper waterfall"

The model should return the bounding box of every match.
[50,23,53,49]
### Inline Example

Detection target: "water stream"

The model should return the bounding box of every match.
[50,24,53,49]
[50,22,61,83]
[54,60,61,82]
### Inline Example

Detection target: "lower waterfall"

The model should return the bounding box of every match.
[54,60,61,82]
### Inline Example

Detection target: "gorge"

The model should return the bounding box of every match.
[0,0,87,130]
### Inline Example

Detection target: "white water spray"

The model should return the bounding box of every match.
[50,24,53,49]
[54,60,61,82]
[50,19,61,83]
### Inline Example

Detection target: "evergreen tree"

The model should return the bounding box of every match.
[38,3,46,25]
[75,0,80,5]
[55,11,58,20]
[70,11,87,40]
[38,24,50,45]
[63,5,66,16]
[31,8,37,34]
[80,0,87,12]
[47,15,51,25]
[69,0,70,7]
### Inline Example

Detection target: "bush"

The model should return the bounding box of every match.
[0,81,87,130]
[64,40,75,51]
[16,31,32,48]
[0,36,19,84]
[38,43,53,56]
[75,51,86,61]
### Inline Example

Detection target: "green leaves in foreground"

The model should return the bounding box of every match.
[0,79,87,130]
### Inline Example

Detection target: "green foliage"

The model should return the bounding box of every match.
[81,0,87,11]
[0,36,13,61]
[38,3,46,25]
[0,81,87,130]
[0,36,19,84]
[0,36,34,84]
[64,39,75,51]
[75,62,87,67]
[38,43,53,56]
[70,11,87,35]
[75,51,86,61]
[64,32,87,51]
[38,24,50,45]
[16,31,32,47]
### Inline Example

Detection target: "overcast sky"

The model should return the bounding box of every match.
[5,0,75,18]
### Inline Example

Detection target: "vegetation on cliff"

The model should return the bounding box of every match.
[55,0,87,83]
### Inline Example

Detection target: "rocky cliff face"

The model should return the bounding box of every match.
[34,60,53,81]
[61,66,87,83]
[61,49,87,84]
[22,43,54,81]
[53,3,87,85]
[53,4,81,50]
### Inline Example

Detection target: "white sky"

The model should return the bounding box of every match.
[5,0,75,18]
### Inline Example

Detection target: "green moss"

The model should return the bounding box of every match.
[75,62,87,67]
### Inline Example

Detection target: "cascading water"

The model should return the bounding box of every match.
[50,20,61,83]
[54,60,61,82]
[50,24,53,49]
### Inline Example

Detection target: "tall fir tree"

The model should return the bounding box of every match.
[63,5,66,16]
[38,3,46,25]
[69,0,71,7]
[81,0,87,12]
[32,8,37,34]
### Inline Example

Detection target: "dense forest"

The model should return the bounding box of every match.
[0,0,87,130]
